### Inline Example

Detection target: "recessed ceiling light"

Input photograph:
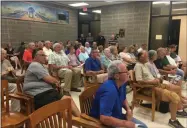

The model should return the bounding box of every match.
[153,1,170,5]
[69,2,89,7]
[92,10,101,14]
[79,12,88,15]
[173,8,187,11]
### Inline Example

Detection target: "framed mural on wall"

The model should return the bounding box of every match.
[1,1,69,24]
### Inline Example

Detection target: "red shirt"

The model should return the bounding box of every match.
[22,49,33,62]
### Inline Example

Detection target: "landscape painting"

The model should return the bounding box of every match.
[1,1,69,24]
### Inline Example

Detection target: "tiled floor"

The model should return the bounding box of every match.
[70,82,187,128]
[16,69,187,128]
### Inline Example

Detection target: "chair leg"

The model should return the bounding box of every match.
[152,102,155,121]
[156,101,160,111]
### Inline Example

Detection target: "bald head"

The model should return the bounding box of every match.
[137,50,148,63]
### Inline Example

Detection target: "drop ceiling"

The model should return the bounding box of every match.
[52,1,128,9]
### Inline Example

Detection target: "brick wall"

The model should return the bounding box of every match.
[1,2,78,47]
[101,2,151,47]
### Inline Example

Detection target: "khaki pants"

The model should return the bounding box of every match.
[88,73,108,84]
[8,83,20,112]
[58,68,81,92]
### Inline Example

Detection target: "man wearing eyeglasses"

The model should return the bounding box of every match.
[90,60,147,128]
[85,49,107,83]
[23,50,81,117]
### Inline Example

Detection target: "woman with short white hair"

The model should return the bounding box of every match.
[78,46,89,63]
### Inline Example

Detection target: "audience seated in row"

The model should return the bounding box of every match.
[134,50,186,128]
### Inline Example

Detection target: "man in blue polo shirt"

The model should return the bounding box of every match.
[90,60,147,128]
[85,48,104,74]
[84,49,107,83]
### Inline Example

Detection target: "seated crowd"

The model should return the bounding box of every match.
[1,38,187,128]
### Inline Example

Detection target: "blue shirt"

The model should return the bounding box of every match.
[90,79,127,119]
[78,52,89,63]
[85,57,102,71]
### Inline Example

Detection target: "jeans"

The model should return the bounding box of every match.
[131,117,148,128]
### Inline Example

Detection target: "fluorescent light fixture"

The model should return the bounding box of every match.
[173,2,187,4]
[173,8,187,11]
[79,12,88,15]
[92,10,101,14]
[153,1,170,5]
[105,0,114,2]
[69,2,89,7]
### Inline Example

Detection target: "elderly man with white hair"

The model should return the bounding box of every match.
[90,60,148,128]
[43,40,53,60]
[48,43,81,96]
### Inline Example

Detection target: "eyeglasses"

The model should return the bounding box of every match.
[118,71,129,74]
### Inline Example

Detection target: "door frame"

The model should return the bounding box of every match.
[148,1,187,51]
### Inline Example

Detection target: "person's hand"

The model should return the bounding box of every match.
[159,78,163,83]
[124,121,135,128]
[126,110,133,121]
[1,70,9,76]
[68,65,73,69]
[170,70,176,75]
[152,79,160,85]
[97,70,104,74]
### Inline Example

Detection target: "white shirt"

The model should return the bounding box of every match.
[85,47,91,55]
[137,47,143,53]
[166,55,177,66]
[43,47,53,59]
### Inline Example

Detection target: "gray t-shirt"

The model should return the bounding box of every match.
[23,62,53,96]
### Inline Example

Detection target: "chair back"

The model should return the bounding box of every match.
[16,76,35,114]
[29,99,72,128]
[16,76,24,93]
[79,84,100,115]
[129,70,136,82]
[1,80,9,113]
[21,62,30,74]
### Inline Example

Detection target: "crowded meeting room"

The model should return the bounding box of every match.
[1,1,187,128]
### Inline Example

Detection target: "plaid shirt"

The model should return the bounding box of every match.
[48,51,70,67]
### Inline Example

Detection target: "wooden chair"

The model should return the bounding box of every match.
[29,99,99,128]
[16,76,35,115]
[21,61,30,74]
[16,76,98,127]
[129,70,157,121]
[79,84,107,127]
[82,64,98,90]
[1,80,30,128]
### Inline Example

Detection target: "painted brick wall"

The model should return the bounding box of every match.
[1,2,78,46]
[101,2,151,47]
